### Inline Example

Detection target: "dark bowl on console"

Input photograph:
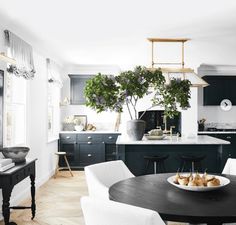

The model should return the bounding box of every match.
[1,147,30,163]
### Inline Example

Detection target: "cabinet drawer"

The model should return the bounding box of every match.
[79,152,102,165]
[11,170,25,185]
[103,134,119,144]
[77,134,103,142]
[60,134,77,143]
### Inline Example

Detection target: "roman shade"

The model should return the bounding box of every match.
[4,30,35,79]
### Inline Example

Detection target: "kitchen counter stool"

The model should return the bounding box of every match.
[54,152,73,178]
[179,154,206,172]
[144,155,169,174]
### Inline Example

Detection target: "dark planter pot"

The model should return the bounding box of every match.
[127,119,146,141]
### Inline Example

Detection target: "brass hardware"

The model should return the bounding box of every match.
[0,52,16,64]
[87,136,92,139]
[147,37,209,87]
[66,136,70,139]
[87,141,92,145]
[108,136,113,139]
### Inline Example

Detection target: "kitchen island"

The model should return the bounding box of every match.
[116,135,230,175]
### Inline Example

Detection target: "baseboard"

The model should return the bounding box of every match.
[0,168,55,221]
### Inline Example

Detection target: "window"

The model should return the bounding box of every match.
[5,74,27,146]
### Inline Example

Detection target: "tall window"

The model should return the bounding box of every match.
[4,30,35,146]
[5,75,27,146]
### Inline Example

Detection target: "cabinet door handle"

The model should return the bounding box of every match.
[66,136,71,139]
[88,136,92,139]
[88,154,92,157]
[87,141,92,145]
[226,136,231,139]
[108,136,113,139]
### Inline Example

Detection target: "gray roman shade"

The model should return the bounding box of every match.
[4,30,36,79]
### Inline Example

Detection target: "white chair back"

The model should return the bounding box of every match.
[85,160,134,199]
[81,196,165,225]
[222,158,236,175]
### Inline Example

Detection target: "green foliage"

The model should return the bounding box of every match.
[84,73,121,113]
[153,78,191,118]
[84,66,191,120]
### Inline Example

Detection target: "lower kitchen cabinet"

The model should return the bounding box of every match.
[78,142,105,167]
[199,133,236,171]
[59,133,120,169]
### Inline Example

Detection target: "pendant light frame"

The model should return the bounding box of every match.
[147,38,209,87]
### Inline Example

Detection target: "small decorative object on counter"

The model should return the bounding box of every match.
[1,147,30,163]
[63,116,75,131]
[86,124,96,131]
[198,118,206,131]
[145,126,165,140]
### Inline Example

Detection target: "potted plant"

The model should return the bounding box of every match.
[84,66,191,140]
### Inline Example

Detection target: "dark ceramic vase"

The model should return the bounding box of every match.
[127,119,146,141]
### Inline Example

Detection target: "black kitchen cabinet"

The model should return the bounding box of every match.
[59,134,78,167]
[203,76,236,105]
[215,134,236,171]
[78,142,105,167]
[199,133,236,171]
[59,133,120,169]
[69,75,93,105]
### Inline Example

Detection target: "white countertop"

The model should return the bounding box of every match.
[116,135,230,145]
[198,131,236,134]
[60,131,121,134]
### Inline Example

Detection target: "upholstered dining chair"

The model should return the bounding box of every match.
[222,158,236,175]
[81,196,166,225]
[84,160,134,199]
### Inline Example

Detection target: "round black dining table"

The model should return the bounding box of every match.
[109,173,236,225]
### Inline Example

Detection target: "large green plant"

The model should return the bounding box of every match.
[84,66,191,120]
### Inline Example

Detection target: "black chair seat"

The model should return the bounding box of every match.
[144,154,169,174]
[144,155,169,161]
[179,154,206,172]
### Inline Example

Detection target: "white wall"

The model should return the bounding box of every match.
[0,26,59,219]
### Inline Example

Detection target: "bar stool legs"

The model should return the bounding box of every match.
[63,155,73,177]
[54,152,73,178]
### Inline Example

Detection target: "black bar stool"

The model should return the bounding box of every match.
[144,155,169,174]
[179,154,206,172]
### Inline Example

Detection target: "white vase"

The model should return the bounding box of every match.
[74,125,84,131]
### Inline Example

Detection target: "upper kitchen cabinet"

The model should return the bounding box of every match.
[69,75,93,105]
[203,76,236,105]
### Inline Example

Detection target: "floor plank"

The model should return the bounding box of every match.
[0,171,186,225]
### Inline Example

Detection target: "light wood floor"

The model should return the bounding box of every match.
[0,171,186,225]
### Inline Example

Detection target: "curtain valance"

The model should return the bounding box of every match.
[5,30,36,79]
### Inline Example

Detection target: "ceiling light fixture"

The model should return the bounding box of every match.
[147,38,209,87]
[0,52,16,65]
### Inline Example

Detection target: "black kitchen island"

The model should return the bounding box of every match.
[116,135,230,176]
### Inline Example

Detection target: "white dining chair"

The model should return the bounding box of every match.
[222,158,236,175]
[81,196,166,225]
[84,160,134,199]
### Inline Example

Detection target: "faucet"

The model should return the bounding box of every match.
[162,115,170,134]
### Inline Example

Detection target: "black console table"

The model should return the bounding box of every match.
[0,158,37,225]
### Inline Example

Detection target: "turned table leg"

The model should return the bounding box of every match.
[30,174,36,220]
[2,187,14,225]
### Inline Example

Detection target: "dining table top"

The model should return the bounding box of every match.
[109,173,236,225]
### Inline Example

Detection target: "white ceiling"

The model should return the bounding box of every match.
[0,0,236,67]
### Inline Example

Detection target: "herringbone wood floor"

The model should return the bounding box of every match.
[0,171,186,225]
